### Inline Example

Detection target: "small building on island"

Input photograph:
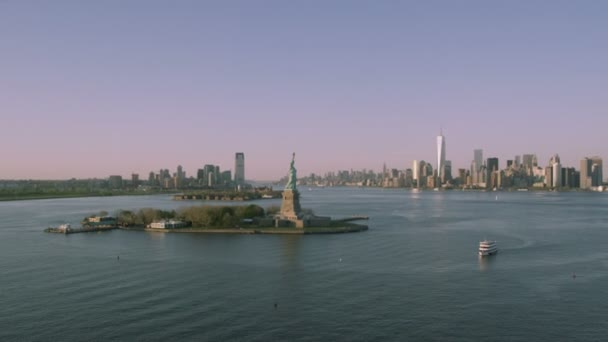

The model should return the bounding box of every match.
[149,220,189,229]
[82,216,117,227]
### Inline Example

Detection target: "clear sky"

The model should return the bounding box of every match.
[2,1,607,180]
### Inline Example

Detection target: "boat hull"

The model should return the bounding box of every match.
[479,250,498,256]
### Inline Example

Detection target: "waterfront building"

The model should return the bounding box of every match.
[458,168,467,185]
[437,132,446,181]
[412,160,419,181]
[550,154,561,188]
[405,169,414,187]
[202,164,216,187]
[486,158,499,188]
[474,149,483,169]
[422,162,433,188]
[514,155,521,168]
[162,177,172,189]
[131,173,139,187]
[591,163,602,187]
[473,149,483,186]
[573,170,581,188]
[441,160,452,184]
[222,170,232,186]
[173,175,181,189]
[580,157,603,189]
[522,154,537,175]
[545,166,553,188]
[208,172,215,187]
[470,160,477,185]
[417,160,427,187]
[108,175,123,189]
[149,220,188,229]
[580,158,592,189]
[148,171,156,186]
[234,152,245,185]
[497,170,507,188]
[427,174,436,188]
[562,167,577,188]
[532,166,546,184]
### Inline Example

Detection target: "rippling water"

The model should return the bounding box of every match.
[1,188,608,341]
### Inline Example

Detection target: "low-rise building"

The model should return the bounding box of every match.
[83,216,117,227]
[149,220,189,229]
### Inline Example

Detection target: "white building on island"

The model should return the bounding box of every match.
[149,220,188,229]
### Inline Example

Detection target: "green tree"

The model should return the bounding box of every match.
[116,210,138,226]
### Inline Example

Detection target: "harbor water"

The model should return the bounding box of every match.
[1,188,608,341]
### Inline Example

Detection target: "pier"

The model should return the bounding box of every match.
[335,216,370,223]
[44,226,117,234]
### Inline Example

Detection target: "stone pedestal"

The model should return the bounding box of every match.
[280,189,302,220]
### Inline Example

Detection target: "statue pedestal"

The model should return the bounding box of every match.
[279,189,302,220]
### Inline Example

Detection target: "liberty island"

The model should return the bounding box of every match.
[44,154,368,235]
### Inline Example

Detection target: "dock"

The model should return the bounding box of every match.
[335,216,370,223]
[44,226,117,234]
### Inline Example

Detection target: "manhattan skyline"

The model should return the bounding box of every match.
[2,1,608,180]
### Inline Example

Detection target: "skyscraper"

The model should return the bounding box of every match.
[234,152,245,185]
[474,149,483,170]
[522,154,537,175]
[412,160,418,181]
[580,157,603,189]
[550,154,561,188]
[442,160,452,183]
[486,158,499,188]
[131,173,139,187]
[437,131,446,181]
[473,149,483,185]
[591,156,603,187]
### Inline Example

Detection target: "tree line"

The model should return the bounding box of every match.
[116,204,267,228]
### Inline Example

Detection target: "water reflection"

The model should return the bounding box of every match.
[280,235,302,271]
[145,230,166,241]
[478,254,496,272]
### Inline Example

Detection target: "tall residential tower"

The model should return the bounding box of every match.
[437,131,446,181]
[234,152,245,185]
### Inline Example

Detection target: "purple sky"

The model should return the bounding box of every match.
[2,1,608,180]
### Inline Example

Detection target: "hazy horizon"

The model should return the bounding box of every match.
[2,1,608,180]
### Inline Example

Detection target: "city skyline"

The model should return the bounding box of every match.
[2,1,608,180]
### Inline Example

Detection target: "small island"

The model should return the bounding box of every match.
[114,204,367,234]
[44,154,369,235]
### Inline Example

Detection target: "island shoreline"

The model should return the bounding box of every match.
[119,224,368,235]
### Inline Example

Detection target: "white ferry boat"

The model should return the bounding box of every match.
[479,240,498,256]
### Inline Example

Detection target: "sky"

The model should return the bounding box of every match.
[2,0,608,180]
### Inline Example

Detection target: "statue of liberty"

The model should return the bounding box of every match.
[285,153,297,190]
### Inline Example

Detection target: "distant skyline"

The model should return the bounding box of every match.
[2,1,608,180]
